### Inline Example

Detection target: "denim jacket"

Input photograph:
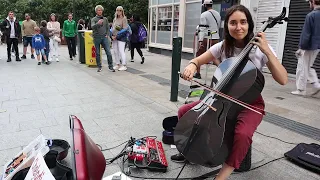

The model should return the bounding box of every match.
[299,8,320,50]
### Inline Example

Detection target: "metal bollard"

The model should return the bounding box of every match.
[170,37,182,102]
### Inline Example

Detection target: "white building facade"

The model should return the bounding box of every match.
[148,0,320,76]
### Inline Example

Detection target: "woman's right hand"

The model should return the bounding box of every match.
[182,62,197,81]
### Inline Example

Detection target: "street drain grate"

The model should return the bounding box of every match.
[159,82,171,86]
[139,73,320,141]
[263,113,320,141]
[126,67,145,74]
[140,74,190,94]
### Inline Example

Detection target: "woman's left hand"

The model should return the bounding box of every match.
[251,32,271,55]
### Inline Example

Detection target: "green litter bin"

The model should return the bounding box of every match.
[78,30,86,64]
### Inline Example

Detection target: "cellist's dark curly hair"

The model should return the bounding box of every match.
[223,5,254,58]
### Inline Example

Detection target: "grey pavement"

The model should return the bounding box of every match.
[0,44,319,179]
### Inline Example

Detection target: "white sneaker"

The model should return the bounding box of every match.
[113,64,120,70]
[118,65,127,71]
[312,83,320,95]
[291,90,306,96]
[56,58,59,62]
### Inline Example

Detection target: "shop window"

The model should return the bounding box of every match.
[183,2,201,48]
[151,8,156,43]
[156,6,172,44]
[159,0,173,4]
[172,5,179,38]
[152,0,158,5]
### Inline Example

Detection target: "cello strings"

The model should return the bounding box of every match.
[191,79,265,115]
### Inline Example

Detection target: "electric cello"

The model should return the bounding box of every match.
[174,7,288,167]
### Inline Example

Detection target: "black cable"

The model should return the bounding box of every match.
[255,131,299,145]
[175,162,187,180]
[247,157,285,171]
[96,140,129,151]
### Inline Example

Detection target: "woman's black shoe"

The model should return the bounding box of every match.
[171,153,186,163]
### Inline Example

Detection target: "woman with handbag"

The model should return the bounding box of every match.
[111,6,129,71]
[47,13,61,62]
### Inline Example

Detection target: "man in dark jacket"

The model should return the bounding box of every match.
[1,11,21,62]
[292,0,320,96]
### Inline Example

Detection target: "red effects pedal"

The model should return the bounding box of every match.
[128,137,168,172]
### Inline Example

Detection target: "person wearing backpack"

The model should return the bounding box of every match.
[129,15,146,64]
[195,0,221,79]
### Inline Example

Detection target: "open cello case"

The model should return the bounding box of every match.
[11,115,106,180]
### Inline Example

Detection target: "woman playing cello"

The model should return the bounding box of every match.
[172,5,288,180]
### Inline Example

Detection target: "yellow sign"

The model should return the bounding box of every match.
[84,31,102,66]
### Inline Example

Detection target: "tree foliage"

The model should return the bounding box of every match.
[0,0,148,27]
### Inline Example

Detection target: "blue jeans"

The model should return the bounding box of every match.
[93,36,113,68]
[35,49,45,56]
[45,40,50,58]
[42,41,50,61]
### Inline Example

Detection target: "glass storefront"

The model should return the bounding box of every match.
[149,0,179,46]
[149,0,240,51]
[172,5,179,38]
[183,2,202,48]
[151,7,156,43]
[157,6,172,44]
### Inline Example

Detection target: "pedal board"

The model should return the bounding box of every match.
[128,137,168,172]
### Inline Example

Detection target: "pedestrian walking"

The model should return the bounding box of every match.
[111,6,129,71]
[47,13,61,62]
[21,13,37,59]
[129,15,146,64]
[62,13,77,60]
[91,5,115,72]
[1,11,21,62]
[291,0,320,96]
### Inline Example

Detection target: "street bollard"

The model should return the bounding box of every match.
[170,37,182,102]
